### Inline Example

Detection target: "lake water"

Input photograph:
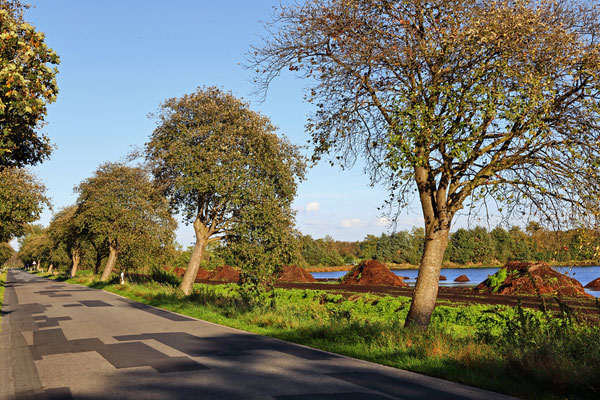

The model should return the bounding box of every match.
[311,265,600,297]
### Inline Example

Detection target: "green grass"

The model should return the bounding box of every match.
[57,271,600,399]
[0,268,7,331]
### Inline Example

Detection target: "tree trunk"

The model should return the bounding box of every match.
[100,243,118,282]
[405,226,450,329]
[48,264,53,274]
[180,217,210,295]
[94,253,102,275]
[70,249,80,277]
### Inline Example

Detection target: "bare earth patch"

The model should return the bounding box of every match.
[277,265,316,283]
[340,260,408,287]
[474,261,590,298]
[208,265,240,282]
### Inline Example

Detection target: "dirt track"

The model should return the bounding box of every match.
[197,279,600,316]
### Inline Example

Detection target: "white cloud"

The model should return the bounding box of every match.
[375,217,390,227]
[340,218,366,228]
[305,201,320,213]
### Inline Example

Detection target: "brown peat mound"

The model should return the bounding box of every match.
[584,277,600,290]
[439,275,447,281]
[173,267,186,277]
[277,265,317,283]
[196,268,210,280]
[455,274,470,282]
[340,260,408,286]
[208,265,240,282]
[474,261,589,297]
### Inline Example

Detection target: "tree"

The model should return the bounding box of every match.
[227,196,300,294]
[18,228,51,269]
[45,205,87,276]
[146,86,306,295]
[0,167,49,242]
[0,0,59,167]
[251,0,600,328]
[0,241,14,265]
[491,226,514,263]
[74,162,176,281]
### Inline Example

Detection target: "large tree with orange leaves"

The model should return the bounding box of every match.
[251,0,600,328]
[0,0,59,168]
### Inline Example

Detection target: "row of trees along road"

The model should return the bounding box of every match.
[250,0,600,328]
[16,164,177,278]
[0,1,58,250]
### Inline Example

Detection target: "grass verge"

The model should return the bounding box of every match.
[51,271,600,400]
[0,268,7,331]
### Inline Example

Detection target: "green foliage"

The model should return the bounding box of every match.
[447,227,496,264]
[374,231,422,264]
[146,86,306,293]
[229,198,299,297]
[146,86,305,229]
[476,303,600,394]
[0,242,14,265]
[299,235,347,267]
[149,266,181,287]
[0,0,59,167]
[484,268,508,293]
[0,167,49,242]
[74,162,177,274]
[0,269,6,326]
[18,228,51,268]
[297,225,600,268]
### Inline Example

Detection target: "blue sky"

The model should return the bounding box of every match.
[22,0,471,247]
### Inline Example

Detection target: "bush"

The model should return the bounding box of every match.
[475,303,600,395]
[150,266,181,287]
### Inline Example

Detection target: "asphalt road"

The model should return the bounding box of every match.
[0,269,516,399]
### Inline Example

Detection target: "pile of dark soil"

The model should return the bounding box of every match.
[277,265,316,283]
[208,265,240,282]
[455,274,470,282]
[584,277,600,290]
[340,260,408,286]
[196,268,210,280]
[173,267,186,277]
[474,261,590,297]
[439,275,447,281]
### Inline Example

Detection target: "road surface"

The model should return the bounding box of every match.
[0,269,515,399]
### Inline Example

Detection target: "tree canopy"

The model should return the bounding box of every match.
[0,0,59,167]
[251,0,600,328]
[45,205,88,276]
[0,167,49,242]
[146,86,306,294]
[18,226,51,268]
[0,241,14,265]
[74,162,177,281]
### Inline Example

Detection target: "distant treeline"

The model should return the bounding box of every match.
[295,223,600,267]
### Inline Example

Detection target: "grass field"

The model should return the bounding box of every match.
[36,270,600,399]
